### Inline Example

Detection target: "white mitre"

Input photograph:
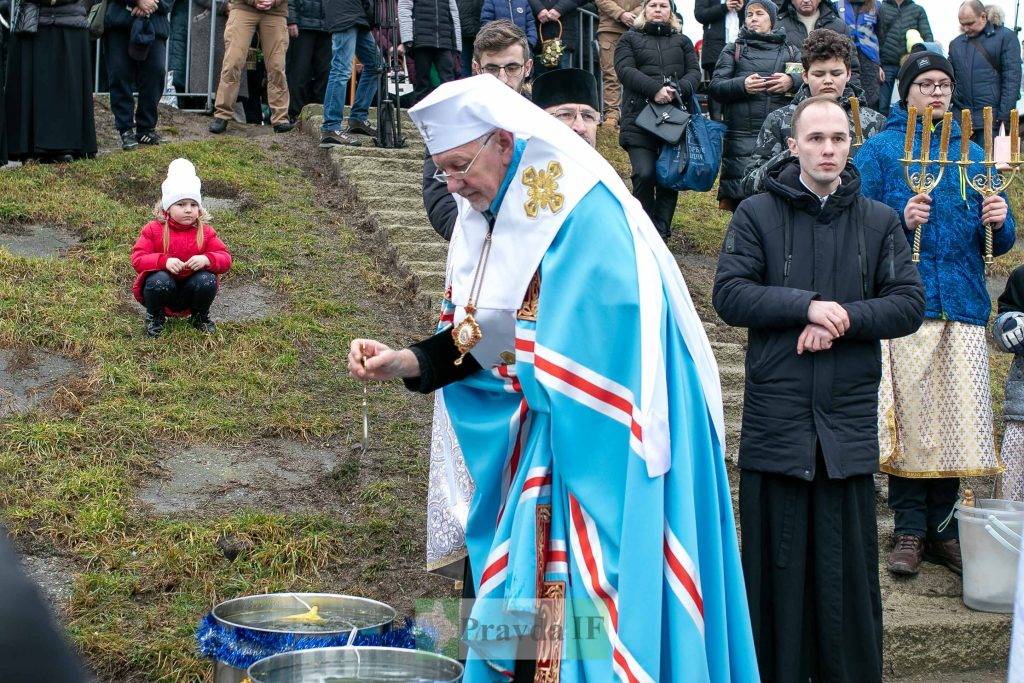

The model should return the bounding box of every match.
[409,75,726,469]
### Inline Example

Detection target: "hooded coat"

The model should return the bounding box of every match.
[709,24,799,201]
[713,158,925,479]
[854,104,1017,326]
[777,0,861,88]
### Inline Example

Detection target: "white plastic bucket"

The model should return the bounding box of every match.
[955,499,1024,613]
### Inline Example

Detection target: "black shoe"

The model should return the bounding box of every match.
[136,129,162,145]
[273,121,296,133]
[189,312,217,334]
[121,129,139,150]
[346,119,377,136]
[209,118,229,134]
[319,130,362,148]
[145,312,166,337]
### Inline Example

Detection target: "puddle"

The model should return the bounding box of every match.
[0,348,85,418]
[0,223,81,258]
[138,438,341,515]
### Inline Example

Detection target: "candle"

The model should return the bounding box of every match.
[939,111,952,163]
[920,106,933,163]
[962,109,973,160]
[984,106,994,161]
[904,106,917,159]
[850,96,864,145]
[1011,111,1020,162]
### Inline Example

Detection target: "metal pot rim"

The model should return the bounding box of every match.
[211,593,397,636]
[246,646,465,681]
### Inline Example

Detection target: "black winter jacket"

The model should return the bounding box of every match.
[709,26,798,201]
[323,0,372,33]
[423,153,456,241]
[105,0,172,38]
[288,0,325,30]
[26,0,92,29]
[399,0,460,49]
[877,0,931,67]
[456,0,481,37]
[950,22,1023,128]
[777,0,861,88]
[614,22,701,150]
[693,0,732,69]
[712,158,924,480]
[528,0,584,52]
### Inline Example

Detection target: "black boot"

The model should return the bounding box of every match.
[189,311,216,334]
[145,311,166,337]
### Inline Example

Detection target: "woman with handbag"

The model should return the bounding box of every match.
[614,0,700,238]
[709,0,796,211]
[4,0,97,162]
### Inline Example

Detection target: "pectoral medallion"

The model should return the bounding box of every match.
[452,310,483,366]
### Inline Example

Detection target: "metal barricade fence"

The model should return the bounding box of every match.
[90,4,603,114]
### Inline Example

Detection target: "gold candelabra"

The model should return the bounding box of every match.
[900,105,954,264]
[958,106,1020,266]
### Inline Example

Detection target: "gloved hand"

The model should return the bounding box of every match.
[999,314,1024,354]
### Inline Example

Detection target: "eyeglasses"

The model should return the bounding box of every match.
[911,80,954,96]
[552,108,601,125]
[433,131,496,184]
[480,63,524,77]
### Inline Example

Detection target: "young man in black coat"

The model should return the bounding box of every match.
[713,95,924,682]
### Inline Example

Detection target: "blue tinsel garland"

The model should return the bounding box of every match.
[196,613,434,670]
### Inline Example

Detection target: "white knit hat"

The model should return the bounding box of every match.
[161,158,203,211]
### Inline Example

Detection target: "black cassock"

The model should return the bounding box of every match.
[740,450,883,683]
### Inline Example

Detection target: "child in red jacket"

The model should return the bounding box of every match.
[131,158,233,337]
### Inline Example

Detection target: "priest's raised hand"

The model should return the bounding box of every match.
[347,339,421,381]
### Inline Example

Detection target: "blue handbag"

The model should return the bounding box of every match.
[656,93,726,192]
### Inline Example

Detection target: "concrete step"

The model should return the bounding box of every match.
[417,271,446,291]
[394,241,449,263]
[344,168,422,188]
[406,260,446,273]
[376,209,430,226]
[340,155,424,174]
[385,224,438,242]
[336,147,428,162]
[362,196,425,212]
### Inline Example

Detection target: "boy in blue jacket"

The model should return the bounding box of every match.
[854,50,1015,579]
[481,0,538,47]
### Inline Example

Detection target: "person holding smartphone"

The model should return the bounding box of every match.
[710,0,798,211]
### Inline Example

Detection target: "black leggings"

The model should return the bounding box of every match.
[626,145,677,239]
[143,270,217,316]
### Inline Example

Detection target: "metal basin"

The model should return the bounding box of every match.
[247,646,465,682]
[210,594,397,683]
[213,593,396,636]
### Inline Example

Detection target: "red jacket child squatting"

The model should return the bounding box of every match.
[131,217,233,316]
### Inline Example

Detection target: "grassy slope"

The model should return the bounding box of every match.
[0,138,438,680]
